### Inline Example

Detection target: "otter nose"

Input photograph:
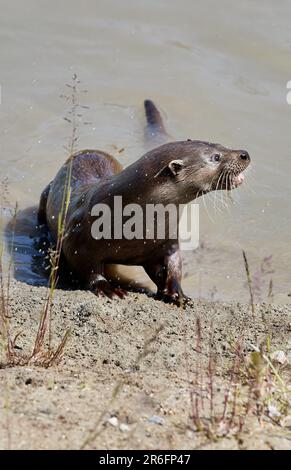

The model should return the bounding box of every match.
[239,151,250,161]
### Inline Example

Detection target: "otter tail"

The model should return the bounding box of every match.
[144,99,166,133]
[144,99,169,146]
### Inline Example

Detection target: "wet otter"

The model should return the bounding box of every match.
[38,100,250,305]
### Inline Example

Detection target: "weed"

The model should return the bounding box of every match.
[0,74,89,368]
[188,318,289,443]
[242,250,255,314]
[243,250,274,311]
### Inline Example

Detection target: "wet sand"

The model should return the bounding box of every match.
[1,279,291,450]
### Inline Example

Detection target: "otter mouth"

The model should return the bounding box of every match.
[230,172,245,189]
[213,171,246,191]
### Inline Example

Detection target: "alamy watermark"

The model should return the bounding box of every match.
[91,196,199,251]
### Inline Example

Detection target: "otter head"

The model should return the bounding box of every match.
[153,140,250,203]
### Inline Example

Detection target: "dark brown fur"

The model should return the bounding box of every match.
[38,100,250,304]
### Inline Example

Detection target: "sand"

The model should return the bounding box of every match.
[0,279,291,450]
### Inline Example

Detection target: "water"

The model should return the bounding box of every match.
[1,0,291,302]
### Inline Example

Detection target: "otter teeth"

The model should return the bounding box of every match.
[231,173,245,188]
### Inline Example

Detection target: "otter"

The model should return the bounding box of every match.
[38,100,250,305]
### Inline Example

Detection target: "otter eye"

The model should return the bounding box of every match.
[212,154,221,163]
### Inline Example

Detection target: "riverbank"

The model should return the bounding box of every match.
[0,280,291,449]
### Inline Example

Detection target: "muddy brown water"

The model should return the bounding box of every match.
[1,0,291,302]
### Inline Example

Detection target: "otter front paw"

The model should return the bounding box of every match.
[157,290,191,308]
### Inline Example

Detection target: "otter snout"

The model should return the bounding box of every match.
[232,149,251,172]
[212,147,250,191]
[238,150,250,162]
[227,149,250,188]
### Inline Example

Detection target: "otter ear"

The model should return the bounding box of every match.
[154,159,184,178]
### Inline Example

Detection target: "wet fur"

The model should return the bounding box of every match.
[38,100,250,304]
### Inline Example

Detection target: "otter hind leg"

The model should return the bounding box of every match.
[38,181,52,226]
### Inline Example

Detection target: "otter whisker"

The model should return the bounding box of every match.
[219,173,229,209]
[220,172,232,212]
[213,172,225,214]
[214,172,224,193]
[211,191,229,214]
[225,172,236,211]
[226,171,236,206]
[215,171,230,214]
[241,168,255,195]
[200,190,215,223]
